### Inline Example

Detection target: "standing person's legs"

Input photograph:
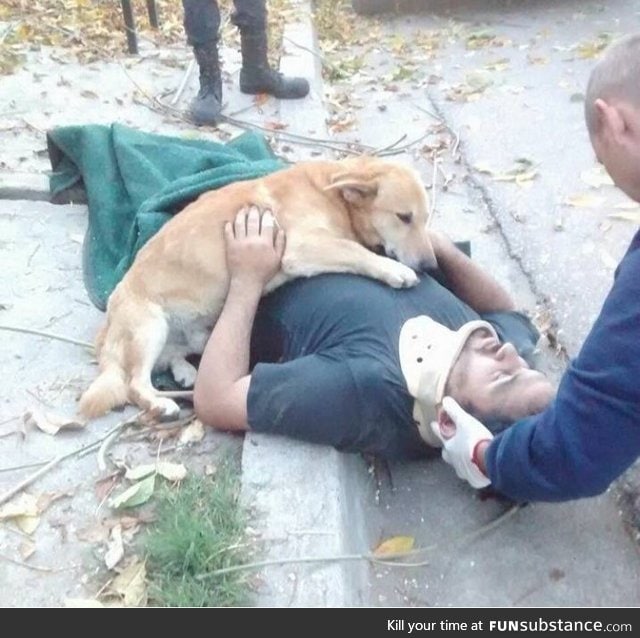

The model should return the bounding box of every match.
[231,0,309,99]
[183,0,223,125]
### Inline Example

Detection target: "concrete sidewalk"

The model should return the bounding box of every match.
[240,0,640,607]
[1,0,639,608]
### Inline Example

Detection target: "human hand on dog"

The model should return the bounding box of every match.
[225,206,286,291]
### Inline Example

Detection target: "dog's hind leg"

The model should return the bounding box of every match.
[128,313,180,420]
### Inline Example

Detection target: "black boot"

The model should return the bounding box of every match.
[190,41,223,126]
[239,31,309,99]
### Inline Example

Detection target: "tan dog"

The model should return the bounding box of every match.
[79,155,436,420]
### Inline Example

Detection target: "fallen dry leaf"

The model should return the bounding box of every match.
[179,419,205,445]
[265,120,289,131]
[466,31,511,50]
[608,211,640,224]
[253,93,269,107]
[19,540,36,560]
[580,166,614,188]
[125,462,187,482]
[37,491,72,512]
[105,524,124,570]
[155,462,187,482]
[109,475,155,510]
[474,159,538,185]
[0,493,39,521]
[110,559,147,607]
[77,521,111,544]
[15,514,40,535]
[204,463,218,477]
[484,57,510,72]
[124,465,156,481]
[575,33,613,59]
[2,491,70,534]
[23,408,85,435]
[527,53,549,65]
[564,193,605,208]
[373,535,415,557]
[95,474,120,503]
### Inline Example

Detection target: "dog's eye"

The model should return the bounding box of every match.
[396,212,413,225]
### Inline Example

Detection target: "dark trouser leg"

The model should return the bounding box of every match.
[182,0,223,125]
[231,0,310,99]
[183,0,220,46]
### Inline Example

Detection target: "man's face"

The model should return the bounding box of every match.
[590,99,640,203]
[446,328,555,424]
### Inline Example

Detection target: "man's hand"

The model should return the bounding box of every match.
[225,206,286,291]
[430,396,493,489]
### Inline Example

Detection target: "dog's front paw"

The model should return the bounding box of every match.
[380,259,419,288]
[148,398,181,422]
[171,358,197,388]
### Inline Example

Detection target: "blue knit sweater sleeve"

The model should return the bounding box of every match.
[486,230,640,502]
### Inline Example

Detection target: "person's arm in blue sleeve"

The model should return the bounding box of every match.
[485,233,640,501]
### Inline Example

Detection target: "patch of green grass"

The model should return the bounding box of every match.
[144,458,250,607]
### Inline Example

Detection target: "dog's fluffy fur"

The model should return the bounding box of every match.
[79,156,436,419]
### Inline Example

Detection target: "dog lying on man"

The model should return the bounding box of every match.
[79,155,436,420]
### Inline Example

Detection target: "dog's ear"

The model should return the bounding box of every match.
[324,173,379,204]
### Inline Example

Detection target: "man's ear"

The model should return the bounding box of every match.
[436,405,457,439]
[595,98,626,141]
[324,173,379,204]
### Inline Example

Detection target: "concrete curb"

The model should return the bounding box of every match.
[239,0,373,607]
[0,172,50,201]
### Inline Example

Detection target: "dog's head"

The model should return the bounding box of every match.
[325,157,437,271]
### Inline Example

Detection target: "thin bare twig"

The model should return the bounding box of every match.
[20,117,43,134]
[0,325,93,350]
[371,134,407,156]
[97,427,124,472]
[196,505,523,580]
[170,58,195,107]
[412,104,442,122]
[94,478,119,516]
[0,522,31,539]
[377,131,433,157]
[283,35,335,73]
[0,20,20,44]
[0,457,66,507]
[26,244,40,268]
[412,103,461,159]
[119,64,373,158]
[155,390,194,401]
[220,115,370,156]
[0,552,55,573]
[0,460,49,474]
[0,415,140,506]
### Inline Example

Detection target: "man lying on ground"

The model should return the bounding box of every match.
[193,207,555,462]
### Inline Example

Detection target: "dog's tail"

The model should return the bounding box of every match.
[78,324,129,419]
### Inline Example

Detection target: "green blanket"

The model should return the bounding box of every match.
[47,123,284,310]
